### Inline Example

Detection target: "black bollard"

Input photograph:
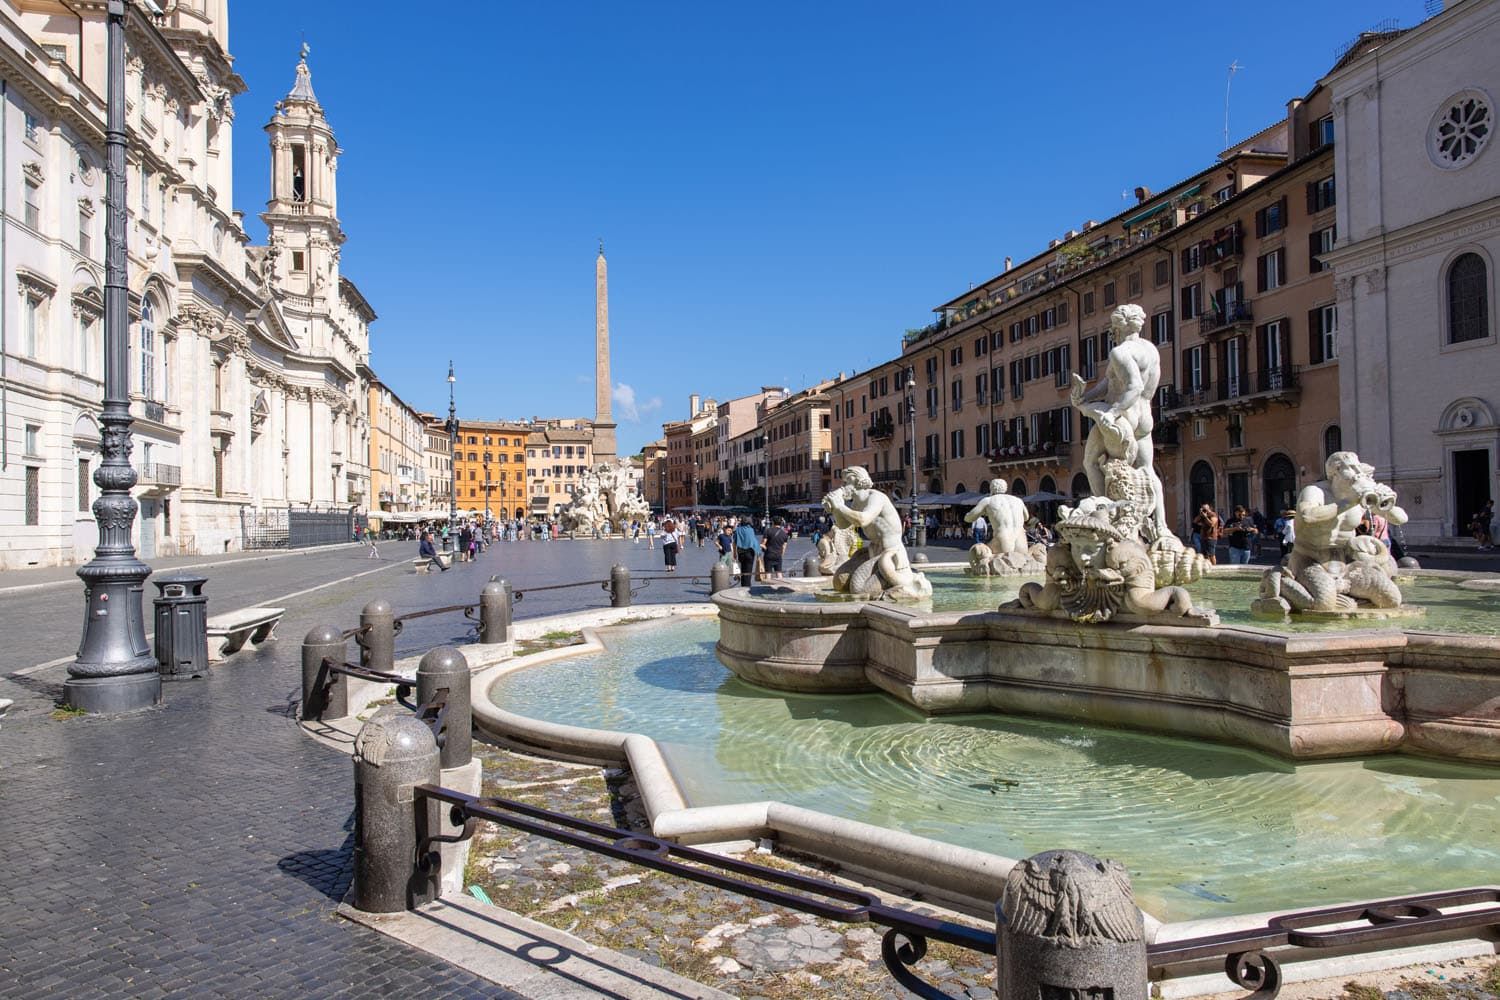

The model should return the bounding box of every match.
[416,646,471,770]
[352,707,441,913]
[997,850,1147,1000]
[610,564,631,608]
[300,624,346,720]
[479,577,512,645]
[359,599,395,675]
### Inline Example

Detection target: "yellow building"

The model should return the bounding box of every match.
[453,420,530,521]
[368,378,427,515]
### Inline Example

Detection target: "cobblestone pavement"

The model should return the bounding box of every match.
[0,537,760,999]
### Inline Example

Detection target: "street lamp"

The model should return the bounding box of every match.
[906,366,924,550]
[66,0,159,713]
[445,360,457,552]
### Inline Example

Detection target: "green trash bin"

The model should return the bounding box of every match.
[153,574,210,680]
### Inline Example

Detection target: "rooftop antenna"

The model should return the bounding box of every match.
[1224,60,1243,150]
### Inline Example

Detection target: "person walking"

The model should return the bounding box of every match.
[661,518,680,573]
[1225,506,1258,564]
[366,529,380,559]
[761,516,789,580]
[645,518,656,549]
[733,517,760,587]
[715,522,734,566]
[1273,509,1296,558]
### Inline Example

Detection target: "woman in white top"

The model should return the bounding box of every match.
[660,519,679,572]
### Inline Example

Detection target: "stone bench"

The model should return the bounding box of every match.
[413,557,432,573]
[206,607,285,663]
[414,553,451,573]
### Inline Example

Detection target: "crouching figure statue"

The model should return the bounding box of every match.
[1005,498,1218,626]
[1256,451,1407,616]
[822,466,932,601]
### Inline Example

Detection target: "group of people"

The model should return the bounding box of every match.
[1191,501,1408,566]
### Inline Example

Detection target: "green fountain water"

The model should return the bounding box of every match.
[491,617,1500,922]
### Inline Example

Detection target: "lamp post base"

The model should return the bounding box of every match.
[62,671,161,714]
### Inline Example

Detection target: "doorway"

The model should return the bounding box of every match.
[1228,471,1251,513]
[1262,454,1297,516]
[139,498,158,559]
[1453,449,1491,536]
[1189,461,1215,514]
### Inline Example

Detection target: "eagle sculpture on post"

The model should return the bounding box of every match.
[1000,850,1143,947]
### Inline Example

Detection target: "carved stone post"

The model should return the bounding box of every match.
[65,0,159,713]
[997,850,1148,1000]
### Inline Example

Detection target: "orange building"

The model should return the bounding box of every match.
[452,420,530,521]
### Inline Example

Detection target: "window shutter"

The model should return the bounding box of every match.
[1277,250,1287,286]
[1061,343,1070,373]
[1255,324,1269,371]
[1165,309,1175,342]
[1181,286,1192,315]
[1255,208,1266,238]
[1278,196,1288,226]
[1058,299,1069,324]
[1307,309,1323,364]
[1257,255,1268,293]
[1181,248,1192,271]
[1309,232,1322,273]
[1306,181,1317,216]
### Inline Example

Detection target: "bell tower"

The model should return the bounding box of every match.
[261,44,345,309]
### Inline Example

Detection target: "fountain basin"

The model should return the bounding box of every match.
[714,576,1500,763]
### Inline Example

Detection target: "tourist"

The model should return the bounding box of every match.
[1193,504,1221,564]
[762,516,789,580]
[1369,510,1391,549]
[1274,509,1296,557]
[366,530,380,559]
[1226,506,1258,564]
[733,516,760,587]
[1473,500,1494,551]
[715,523,734,566]
[645,517,656,549]
[661,518,680,573]
[418,530,447,572]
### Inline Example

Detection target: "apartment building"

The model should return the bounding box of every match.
[368,379,427,513]
[639,439,667,511]
[662,395,716,511]
[764,381,833,506]
[525,419,594,518]
[722,424,766,509]
[453,419,529,520]
[421,416,451,512]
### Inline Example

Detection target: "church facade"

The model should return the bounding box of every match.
[0,1,401,569]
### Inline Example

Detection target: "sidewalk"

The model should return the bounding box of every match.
[0,541,364,594]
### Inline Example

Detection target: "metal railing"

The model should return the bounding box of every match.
[136,461,181,486]
[317,578,1500,1000]
[1199,301,1253,336]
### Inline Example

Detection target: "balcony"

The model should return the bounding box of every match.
[1163,365,1302,414]
[1198,300,1253,338]
[872,468,906,486]
[135,462,181,488]
[868,416,895,441]
[986,441,1071,469]
[920,455,941,472]
[1206,232,1243,267]
[210,409,234,438]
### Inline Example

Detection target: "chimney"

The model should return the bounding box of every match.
[1064,229,1078,240]
[1003,256,1013,272]
[1082,220,1097,231]
[1134,186,1152,204]
[689,394,700,417]
[1049,238,1062,249]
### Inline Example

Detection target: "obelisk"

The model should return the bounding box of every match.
[593,242,617,462]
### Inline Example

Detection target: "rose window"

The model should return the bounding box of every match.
[1429,91,1492,169]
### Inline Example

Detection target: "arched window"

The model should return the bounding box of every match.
[1324,425,1342,460]
[954,482,966,495]
[1448,253,1489,343]
[1039,475,1057,495]
[1070,472,1091,498]
[1011,478,1027,497]
[139,298,156,399]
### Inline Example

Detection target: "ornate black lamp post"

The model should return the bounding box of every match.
[66,0,160,712]
[905,366,924,550]
[445,361,457,552]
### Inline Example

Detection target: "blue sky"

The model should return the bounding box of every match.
[229,1,1421,455]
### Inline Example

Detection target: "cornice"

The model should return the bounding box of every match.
[170,250,265,312]
[1322,196,1500,272]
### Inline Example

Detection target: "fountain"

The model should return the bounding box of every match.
[557,459,651,536]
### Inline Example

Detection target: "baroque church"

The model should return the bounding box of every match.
[0,1,378,569]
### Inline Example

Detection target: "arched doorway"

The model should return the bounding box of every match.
[1039,475,1056,495]
[514,507,526,520]
[1011,478,1027,496]
[1189,461,1216,515]
[1262,454,1297,516]
[953,482,966,495]
[1070,472,1091,498]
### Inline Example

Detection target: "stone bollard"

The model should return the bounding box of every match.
[352,707,441,913]
[997,850,1148,1000]
[802,553,821,578]
[914,524,927,549]
[610,564,631,608]
[417,646,472,770]
[710,561,733,594]
[479,577,512,645]
[301,624,347,720]
[360,599,395,675]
